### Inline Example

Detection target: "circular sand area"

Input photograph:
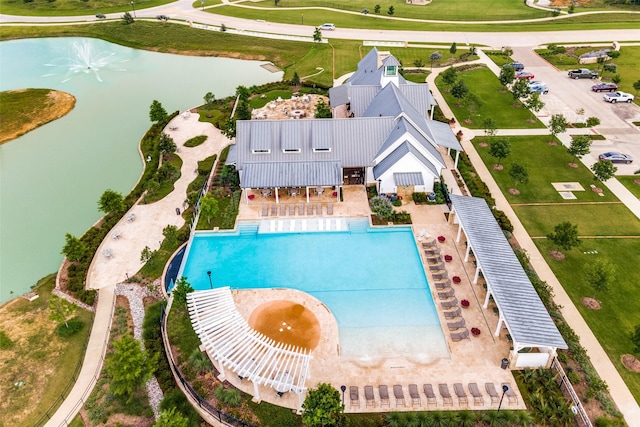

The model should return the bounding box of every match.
[248,300,321,350]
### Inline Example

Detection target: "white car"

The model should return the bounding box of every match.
[319,23,336,31]
[603,91,635,103]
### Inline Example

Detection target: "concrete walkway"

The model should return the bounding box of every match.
[45,115,232,426]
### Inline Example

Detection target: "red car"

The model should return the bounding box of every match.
[515,71,535,80]
[591,82,618,92]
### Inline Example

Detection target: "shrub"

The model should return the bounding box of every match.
[392,200,402,207]
[0,331,14,349]
[568,371,581,384]
[412,192,428,203]
[556,352,568,363]
[369,196,393,219]
[55,318,85,337]
[603,63,617,73]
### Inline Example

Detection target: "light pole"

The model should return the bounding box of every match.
[206,270,213,289]
[301,13,304,25]
[497,384,509,412]
[340,385,346,406]
[130,0,136,18]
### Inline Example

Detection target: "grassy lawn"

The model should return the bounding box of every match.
[534,238,640,402]
[0,275,93,426]
[403,71,429,83]
[473,135,618,203]
[0,0,172,16]
[436,66,545,129]
[618,175,640,198]
[249,90,293,108]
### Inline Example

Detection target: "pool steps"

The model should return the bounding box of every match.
[256,217,351,234]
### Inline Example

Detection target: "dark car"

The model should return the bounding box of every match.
[95,13,106,19]
[591,82,618,93]
[156,15,169,20]
[598,152,633,164]
[502,62,524,71]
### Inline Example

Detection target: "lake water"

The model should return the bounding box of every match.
[0,37,283,304]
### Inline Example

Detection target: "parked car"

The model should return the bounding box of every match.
[515,71,535,80]
[603,91,635,103]
[502,62,524,71]
[568,68,598,79]
[528,80,545,87]
[598,152,633,164]
[319,23,336,30]
[95,13,106,19]
[591,82,618,93]
[529,83,549,94]
[156,15,169,20]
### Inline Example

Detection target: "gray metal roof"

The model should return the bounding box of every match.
[347,48,408,87]
[377,117,445,167]
[329,85,350,107]
[242,161,342,188]
[373,141,438,179]
[421,120,462,151]
[227,144,237,165]
[449,194,567,349]
[394,172,424,186]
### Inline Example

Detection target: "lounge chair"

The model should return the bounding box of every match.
[468,383,484,406]
[435,279,451,290]
[440,297,458,309]
[429,262,445,271]
[454,383,468,406]
[427,254,443,263]
[424,247,442,256]
[379,385,390,407]
[451,328,470,341]
[433,271,448,281]
[280,204,286,216]
[409,384,421,407]
[438,288,455,299]
[364,385,375,407]
[270,204,277,216]
[289,204,295,215]
[421,238,437,248]
[306,203,314,215]
[316,202,322,215]
[438,384,453,406]
[350,386,360,408]
[502,383,518,404]
[393,385,406,407]
[298,202,305,216]
[423,384,437,406]
[485,383,500,404]
[447,318,466,331]
[261,204,269,217]
[327,202,333,215]
[444,307,462,319]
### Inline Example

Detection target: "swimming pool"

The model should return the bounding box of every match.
[178,219,449,364]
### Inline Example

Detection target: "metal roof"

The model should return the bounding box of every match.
[449,194,567,349]
[373,141,438,179]
[227,144,237,165]
[394,172,424,186]
[242,161,342,188]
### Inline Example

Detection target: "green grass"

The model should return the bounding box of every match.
[618,175,640,198]
[533,238,640,402]
[249,90,293,108]
[0,0,172,16]
[142,154,183,204]
[184,135,208,147]
[436,66,545,129]
[473,135,618,203]
[403,72,429,83]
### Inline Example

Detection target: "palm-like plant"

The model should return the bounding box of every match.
[415,412,430,427]
[516,410,535,426]
[457,409,476,427]
[403,412,420,427]
[188,348,212,375]
[385,412,403,427]
[428,410,445,427]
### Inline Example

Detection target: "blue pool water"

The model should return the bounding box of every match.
[179,220,449,364]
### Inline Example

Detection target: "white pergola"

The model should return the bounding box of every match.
[187,287,312,408]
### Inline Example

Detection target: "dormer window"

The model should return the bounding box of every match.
[252,149,271,154]
[283,148,301,153]
[313,148,331,153]
[385,65,397,76]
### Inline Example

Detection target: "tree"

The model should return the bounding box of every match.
[612,74,621,84]
[163,224,178,247]
[631,324,640,354]
[313,27,322,43]
[591,159,617,182]
[547,221,580,253]
[509,163,529,187]
[524,92,544,121]
[429,51,442,69]
[98,189,124,214]
[158,133,177,155]
[585,258,615,300]
[567,135,592,162]
[172,276,193,303]
[585,116,600,127]
[549,113,568,139]
[502,46,513,57]
[199,196,219,226]
[291,71,301,86]
[203,92,215,109]
[633,79,640,95]
[499,66,515,87]
[449,42,457,55]
[314,100,332,118]
[49,295,77,328]
[154,407,189,427]
[149,100,167,123]
[122,11,134,24]
[462,93,483,121]
[483,117,497,137]
[369,196,393,219]
[236,100,251,120]
[61,233,86,262]
[511,78,530,102]
[105,334,155,402]
[374,4,381,14]
[235,85,250,101]
[441,66,457,90]
[451,79,468,100]
[189,348,213,375]
[387,5,394,15]
[141,245,158,266]
[301,383,344,427]
[489,138,511,167]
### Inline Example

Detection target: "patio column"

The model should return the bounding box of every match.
[464,244,472,262]
[455,221,463,242]
[454,150,460,170]
[430,107,434,120]
[473,264,481,284]
[483,285,492,308]
[252,380,261,402]
[306,187,310,203]
[275,187,279,204]
[494,315,504,337]
[217,360,227,381]
[245,188,251,205]
[336,186,341,202]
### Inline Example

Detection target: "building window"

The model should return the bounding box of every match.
[385,66,397,76]
[283,148,301,153]
[313,148,331,153]
[252,149,271,154]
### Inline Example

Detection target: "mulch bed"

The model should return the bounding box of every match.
[582,297,601,310]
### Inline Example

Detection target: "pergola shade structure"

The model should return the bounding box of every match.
[187,287,312,406]
[449,195,567,367]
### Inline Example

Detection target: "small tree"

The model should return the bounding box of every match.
[49,295,77,329]
[413,58,425,68]
[374,4,381,13]
[291,72,301,86]
[158,133,177,155]
[313,27,322,43]
[462,93,483,122]
[235,85,250,101]
[524,92,544,121]
[591,159,617,182]
[547,221,580,254]
[633,79,640,95]
[567,135,592,163]
[449,42,457,55]
[61,233,86,262]
[162,224,178,247]
[236,100,251,120]
[203,92,215,109]
[585,116,600,127]
[451,79,468,100]
[98,189,124,214]
[499,66,515,87]
[612,74,621,84]
[502,46,513,57]
[369,196,393,219]
[429,51,442,69]
[483,117,497,137]
[511,78,530,102]
[105,334,155,402]
[387,5,394,15]
[122,11,134,24]
[585,258,615,300]
[154,407,189,427]
[314,100,332,118]
[149,100,167,123]
[509,163,529,187]
[441,66,457,91]
[172,276,193,304]
[489,138,511,167]
[141,245,158,266]
[302,383,344,427]
[549,113,568,140]
[199,196,219,226]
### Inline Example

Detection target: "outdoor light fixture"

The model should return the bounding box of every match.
[206,270,213,289]
[340,385,346,406]
[130,0,136,18]
[497,384,509,412]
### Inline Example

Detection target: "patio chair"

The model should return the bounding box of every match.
[433,271,448,281]
[429,262,445,271]
[327,202,333,215]
[427,255,443,264]
[453,383,468,406]
[379,385,390,407]
[364,385,375,407]
[444,306,462,319]
[316,202,322,215]
[270,204,277,216]
[447,318,466,331]
[289,204,295,215]
[485,383,500,404]
[306,203,314,215]
[280,203,286,216]
[423,384,437,406]
[435,279,451,290]
[298,202,305,216]
[350,386,360,408]
[424,247,442,256]
[441,297,458,309]
[421,238,437,248]
[502,383,518,404]
[438,384,453,406]
[438,288,455,299]
[408,384,421,407]
[102,248,112,258]
[450,328,470,341]
[468,383,484,406]
[393,385,406,407]
[261,204,268,217]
